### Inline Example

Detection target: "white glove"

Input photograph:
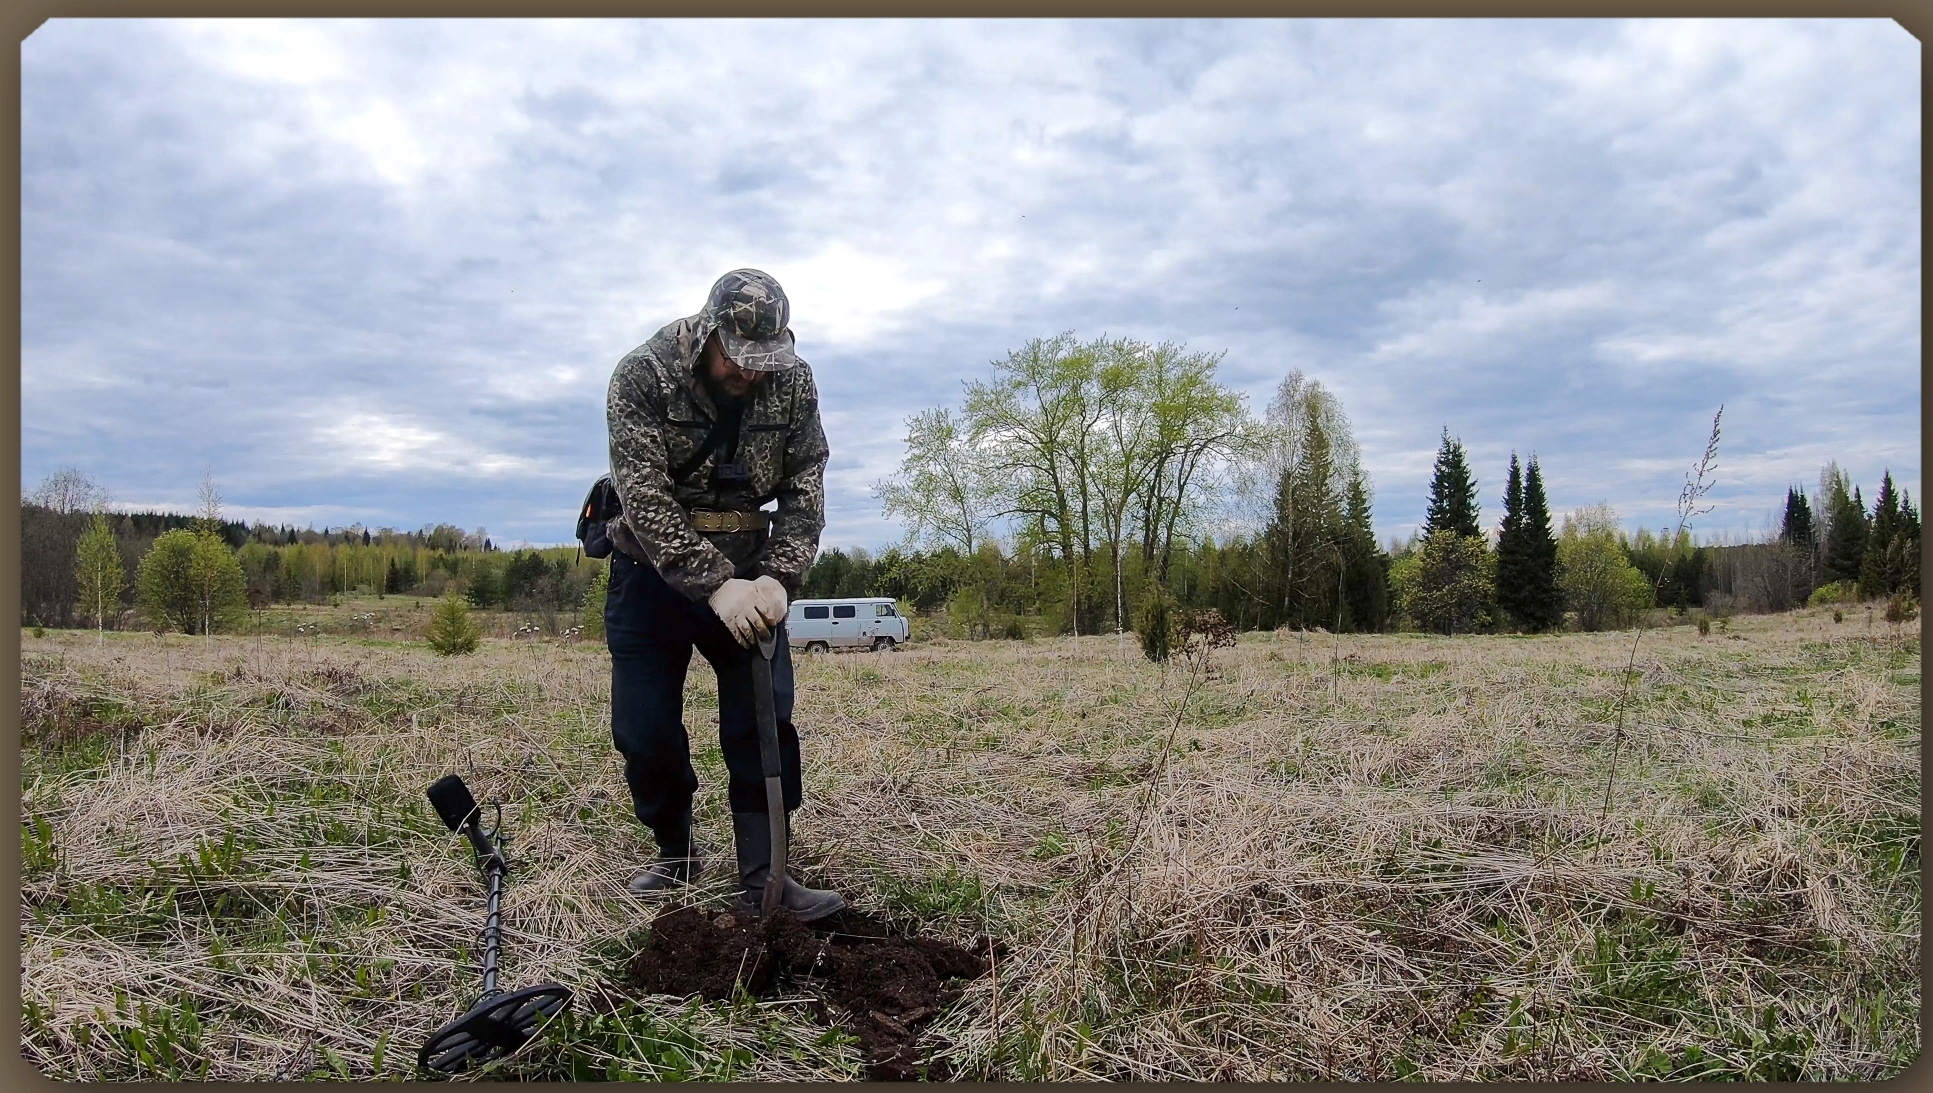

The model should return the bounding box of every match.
[751,575,789,628]
[707,578,766,646]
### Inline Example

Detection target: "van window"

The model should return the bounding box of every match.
[875,604,895,617]
[833,605,857,619]
[803,606,829,620]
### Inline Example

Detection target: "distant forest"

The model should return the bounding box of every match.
[21,493,599,632]
[20,337,1922,642]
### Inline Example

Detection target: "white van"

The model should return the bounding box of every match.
[787,597,910,652]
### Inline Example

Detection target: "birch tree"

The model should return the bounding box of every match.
[874,407,993,554]
[963,333,1102,633]
[74,514,125,639]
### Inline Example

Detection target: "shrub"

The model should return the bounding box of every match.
[1137,586,1177,663]
[579,565,609,642]
[1808,580,1860,608]
[1178,608,1237,653]
[1557,507,1652,631]
[1696,616,1711,637]
[426,594,482,656]
[1884,592,1918,625]
[945,587,992,640]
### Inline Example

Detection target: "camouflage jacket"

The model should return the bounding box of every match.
[605,315,828,602]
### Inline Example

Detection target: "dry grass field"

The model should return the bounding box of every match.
[18,603,1921,1080]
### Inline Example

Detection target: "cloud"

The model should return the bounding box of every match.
[306,408,545,477]
[21,18,1920,551]
[776,244,951,351]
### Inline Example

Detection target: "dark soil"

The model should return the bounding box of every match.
[623,904,999,1080]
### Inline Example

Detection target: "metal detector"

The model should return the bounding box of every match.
[417,774,573,1074]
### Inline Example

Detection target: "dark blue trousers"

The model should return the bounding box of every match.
[604,551,802,847]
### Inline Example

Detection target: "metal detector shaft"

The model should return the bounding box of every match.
[751,628,788,918]
[481,860,504,997]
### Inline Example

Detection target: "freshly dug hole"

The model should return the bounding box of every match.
[623,905,997,1080]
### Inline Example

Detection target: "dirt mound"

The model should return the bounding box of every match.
[623,905,997,1080]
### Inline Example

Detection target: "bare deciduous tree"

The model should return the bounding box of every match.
[27,467,109,515]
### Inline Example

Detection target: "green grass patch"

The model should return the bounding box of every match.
[1580,912,1693,1018]
[48,989,215,1080]
[496,996,857,1081]
[870,863,987,925]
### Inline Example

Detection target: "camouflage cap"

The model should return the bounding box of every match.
[703,268,800,372]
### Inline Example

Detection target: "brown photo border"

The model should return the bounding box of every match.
[2,7,1926,1090]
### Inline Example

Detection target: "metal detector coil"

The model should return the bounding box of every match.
[417,774,572,1075]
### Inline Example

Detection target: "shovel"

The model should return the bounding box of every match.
[749,625,788,918]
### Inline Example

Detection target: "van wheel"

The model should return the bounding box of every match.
[872,637,896,652]
[806,641,829,654]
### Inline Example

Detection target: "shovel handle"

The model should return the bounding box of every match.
[749,625,788,916]
[749,636,784,781]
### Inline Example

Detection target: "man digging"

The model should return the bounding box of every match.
[600,268,845,922]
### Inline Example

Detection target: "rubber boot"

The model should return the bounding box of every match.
[731,811,846,923]
[628,808,703,895]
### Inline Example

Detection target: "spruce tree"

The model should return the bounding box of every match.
[1410,531,1494,634]
[1780,487,1816,554]
[427,592,482,655]
[1517,457,1563,631]
[1824,483,1868,586]
[1494,454,1531,629]
[1340,471,1389,632]
[1859,471,1901,598]
[1422,428,1481,539]
[1292,413,1344,629]
[1263,412,1345,630]
[1896,490,1920,598]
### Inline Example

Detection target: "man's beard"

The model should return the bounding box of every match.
[707,374,753,402]
[710,369,761,402]
[698,357,757,402]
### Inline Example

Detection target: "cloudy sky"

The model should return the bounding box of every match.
[22,18,1920,551]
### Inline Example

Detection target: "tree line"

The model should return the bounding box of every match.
[21,468,601,634]
[838,332,1922,646]
[21,360,1921,644]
